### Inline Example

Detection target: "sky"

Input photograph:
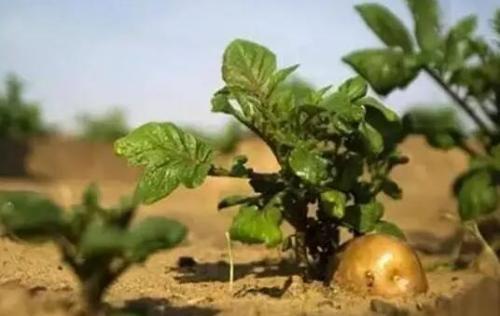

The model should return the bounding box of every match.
[0,0,498,132]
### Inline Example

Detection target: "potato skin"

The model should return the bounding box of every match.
[333,234,428,297]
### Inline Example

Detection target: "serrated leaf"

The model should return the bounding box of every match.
[126,217,187,262]
[359,122,384,155]
[373,221,406,240]
[115,122,214,204]
[321,91,365,131]
[289,146,329,185]
[338,76,368,102]
[222,39,277,95]
[355,3,413,53]
[269,64,300,93]
[343,201,384,233]
[343,49,420,95]
[229,204,282,247]
[320,190,346,219]
[406,0,442,53]
[79,224,127,258]
[457,170,497,221]
[0,191,64,238]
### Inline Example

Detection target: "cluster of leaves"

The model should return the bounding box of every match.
[0,185,186,313]
[115,39,408,280]
[76,107,130,143]
[0,74,49,139]
[345,0,500,265]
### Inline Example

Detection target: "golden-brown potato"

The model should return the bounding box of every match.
[333,233,428,297]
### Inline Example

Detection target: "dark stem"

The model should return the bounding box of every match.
[457,139,481,157]
[80,261,128,315]
[424,67,496,138]
[294,231,311,281]
[208,166,277,180]
[81,272,113,315]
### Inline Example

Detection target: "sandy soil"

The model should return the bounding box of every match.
[0,136,498,315]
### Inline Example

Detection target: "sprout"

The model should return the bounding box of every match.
[0,184,186,314]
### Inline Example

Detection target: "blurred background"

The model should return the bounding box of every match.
[1,0,498,135]
[0,0,497,246]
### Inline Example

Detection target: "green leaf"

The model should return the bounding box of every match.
[357,97,398,122]
[126,217,187,262]
[338,76,368,102]
[343,49,420,95]
[488,145,500,171]
[320,190,346,219]
[229,204,282,247]
[211,89,233,114]
[444,16,477,71]
[359,122,384,155]
[337,155,364,191]
[406,0,441,53]
[218,195,258,210]
[355,3,413,53]
[457,170,497,221]
[0,191,64,238]
[494,9,500,36]
[269,64,300,93]
[402,108,463,150]
[381,179,403,199]
[321,91,365,132]
[289,146,329,185]
[449,15,477,39]
[82,183,100,210]
[356,97,402,148]
[373,221,406,240]
[222,39,277,95]
[230,155,251,177]
[80,224,127,258]
[114,122,214,204]
[343,201,384,233]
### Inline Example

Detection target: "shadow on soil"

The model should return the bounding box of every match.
[172,258,299,284]
[113,297,220,316]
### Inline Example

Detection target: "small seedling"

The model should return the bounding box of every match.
[0,184,186,314]
[344,0,500,274]
[115,39,408,281]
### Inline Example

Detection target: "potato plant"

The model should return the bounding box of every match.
[115,39,408,281]
[344,0,500,273]
[0,184,186,314]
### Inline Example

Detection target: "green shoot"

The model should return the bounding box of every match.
[0,184,186,314]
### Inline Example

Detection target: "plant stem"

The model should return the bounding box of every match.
[467,222,500,278]
[225,232,234,294]
[208,166,277,180]
[294,231,311,281]
[457,139,481,157]
[424,67,496,138]
[82,274,109,315]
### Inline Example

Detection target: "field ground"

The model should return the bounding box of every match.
[0,136,499,315]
